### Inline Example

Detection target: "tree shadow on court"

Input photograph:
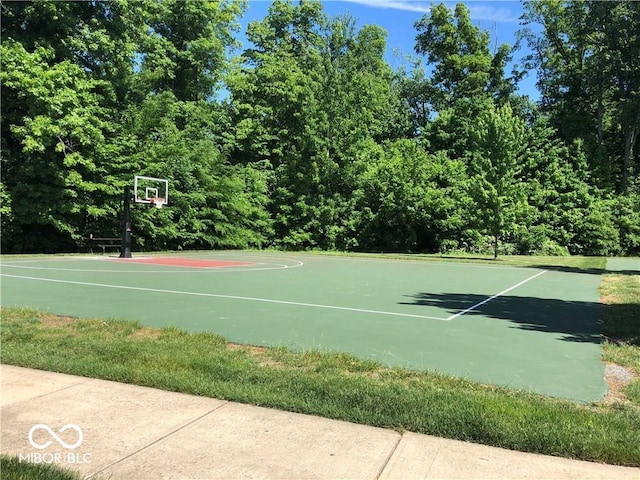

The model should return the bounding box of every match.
[611,270,640,276]
[524,265,605,275]
[434,256,639,275]
[601,303,640,346]
[400,293,603,344]
[525,265,640,276]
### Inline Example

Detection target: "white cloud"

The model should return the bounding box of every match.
[341,0,431,14]
[341,1,520,23]
[466,5,519,23]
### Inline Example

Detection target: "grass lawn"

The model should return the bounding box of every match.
[0,455,80,480]
[1,254,639,467]
[601,271,640,404]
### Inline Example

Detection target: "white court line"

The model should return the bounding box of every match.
[0,253,530,271]
[273,252,532,271]
[445,270,548,321]
[0,256,305,274]
[0,261,302,274]
[0,274,448,321]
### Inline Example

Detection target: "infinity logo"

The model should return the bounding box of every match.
[28,424,83,450]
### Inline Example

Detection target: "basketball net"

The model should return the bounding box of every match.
[149,197,165,209]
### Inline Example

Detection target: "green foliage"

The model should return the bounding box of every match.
[521,0,640,192]
[569,199,620,256]
[467,104,527,258]
[517,122,621,256]
[0,0,637,255]
[120,93,272,250]
[613,190,640,255]
[414,3,515,108]
[229,0,411,250]
[0,40,115,252]
[136,0,246,101]
[1,0,264,253]
[357,140,468,251]
[0,183,14,235]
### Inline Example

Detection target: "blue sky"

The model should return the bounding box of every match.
[237,1,539,99]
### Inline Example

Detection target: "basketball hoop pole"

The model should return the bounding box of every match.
[120,186,133,258]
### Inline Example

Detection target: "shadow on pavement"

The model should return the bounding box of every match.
[400,293,602,344]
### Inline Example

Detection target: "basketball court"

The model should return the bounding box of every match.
[0,251,606,403]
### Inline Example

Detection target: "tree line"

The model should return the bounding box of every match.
[1,0,639,256]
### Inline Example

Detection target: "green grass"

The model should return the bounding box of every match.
[601,272,640,404]
[0,455,80,480]
[1,253,638,467]
[2,305,640,467]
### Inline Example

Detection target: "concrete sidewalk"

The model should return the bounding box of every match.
[1,365,638,480]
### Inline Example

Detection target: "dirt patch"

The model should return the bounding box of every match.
[227,342,269,354]
[39,314,78,328]
[226,342,283,368]
[227,343,309,369]
[603,362,637,404]
[128,327,162,340]
[599,275,620,305]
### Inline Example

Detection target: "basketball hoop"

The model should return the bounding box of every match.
[133,176,169,207]
[148,197,165,209]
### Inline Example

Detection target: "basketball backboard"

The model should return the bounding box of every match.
[134,176,168,208]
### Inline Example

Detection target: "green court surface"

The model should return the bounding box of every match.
[1,252,607,402]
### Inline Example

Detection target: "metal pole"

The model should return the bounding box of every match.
[120,186,133,258]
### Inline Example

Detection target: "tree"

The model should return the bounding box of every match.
[0,0,151,106]
[136,0,246,101]
[0,40,115,252]
[394,56,435,135]
[412,2,520,164]
[467,104,527,258]
[0,0,152,251]
[1,0,255,253]
[229,0,410,250]
[414,3,515,111]
[119,93,272,250]
[228,0,324,247]
[613,190,640,255]
[357,139,468,252]
[520,0,640,192]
